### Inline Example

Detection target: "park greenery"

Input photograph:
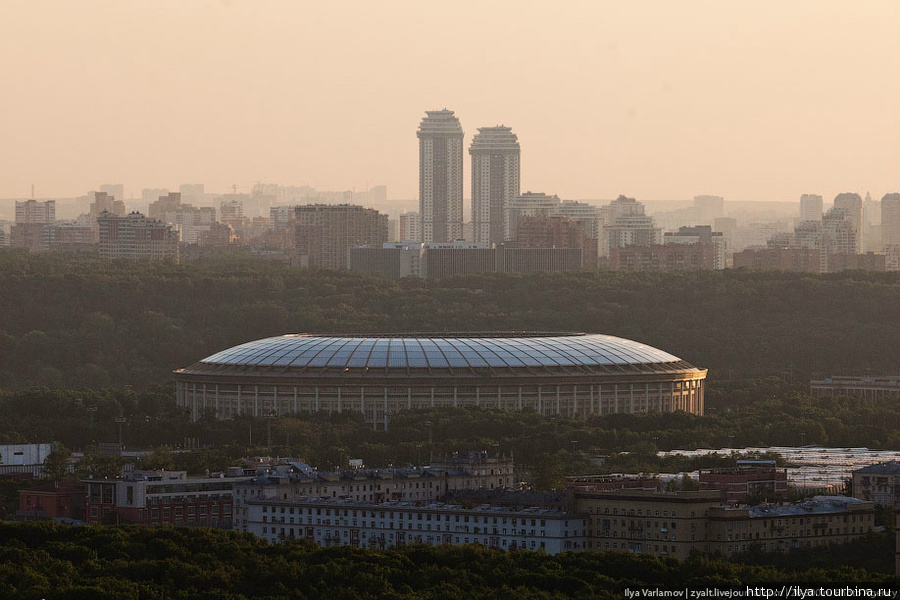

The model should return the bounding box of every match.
[0,249,897,391]
[0,522,892,600]
[1,250,898,585]
[1,385,898,490]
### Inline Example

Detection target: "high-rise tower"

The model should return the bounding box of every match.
[418,110,464,243]
[469,126,520,244]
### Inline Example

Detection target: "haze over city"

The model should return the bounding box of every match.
[2,0,898,202]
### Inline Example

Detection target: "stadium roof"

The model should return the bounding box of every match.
[186,332,691,373]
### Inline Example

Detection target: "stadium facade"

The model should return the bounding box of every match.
[174,332,706,429]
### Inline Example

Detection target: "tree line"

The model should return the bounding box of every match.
[0,249,897,391]
[0,522,891,600]
[4,386,900,489]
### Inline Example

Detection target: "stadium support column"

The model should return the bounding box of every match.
[237,385,242,415]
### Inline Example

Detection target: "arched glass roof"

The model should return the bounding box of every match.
[196,333,686,371]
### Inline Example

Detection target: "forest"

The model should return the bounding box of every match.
[0,522,892,600]
[0,250,899,485]
[0,249,897,391]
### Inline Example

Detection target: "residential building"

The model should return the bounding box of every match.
[698,461,788,504]
[244,497,588,553]
[508,192,562,239]
[83,470,250,526]
[10,199,56,252]
[882,193,900,271]
[554,200,603,241]
[141,188,170,208]
[732,247,820,272]
[470,126,520,244]
[97,212,180,261]
[609,243,715,271]
[88,191,127,242]
[399,212,421,242]
[810,376,900,401]
[851,462,900,507]
[199,222,237,247]
[663,225,726,269]
[601,196,661,257]
[800,194,823,223]
[833,193,863,253]
[220,199,247,231]
[714,217,737,261]
[515,215,595,268]
[17,482,86,521]
[294,204,388,270]
[148,192,183,221]
[497,247,584,274]
[418,110,464,243]
[826,252,885,272]
[10,223,49,252]
[571,490,875,558]
[45,224,96,253]
[822,206,858,271]
[15,199,55,224]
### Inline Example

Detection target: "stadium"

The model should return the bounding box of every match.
[174,332,706,429]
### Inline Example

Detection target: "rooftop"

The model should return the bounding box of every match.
[853,461,900,475]
[184,332,689,372]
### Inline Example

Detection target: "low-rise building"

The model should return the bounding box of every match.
[0,443,53,478]
[232,454,516,532]
[570,490,874,558]
[851,462,900,507]
[699,460,788,504]
[706,496,874,554]
[245,497,589,554]
[608,243,715,272]
[17,481,86,521]
[810,376,900,401]
[83,470,251,526]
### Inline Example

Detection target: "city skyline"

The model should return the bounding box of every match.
[1,1,898,202]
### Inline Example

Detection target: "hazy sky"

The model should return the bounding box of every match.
[2,0,898,202]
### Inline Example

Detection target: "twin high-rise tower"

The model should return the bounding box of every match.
[418,110,520,244]
[417,110,464,243]
[470,126,520,244]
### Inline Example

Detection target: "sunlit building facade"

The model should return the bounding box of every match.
[175,332,707,430]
